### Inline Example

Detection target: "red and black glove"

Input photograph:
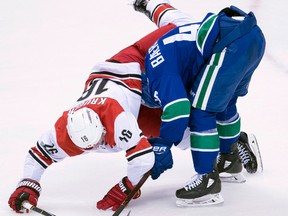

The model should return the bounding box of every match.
[97,177,141,211]
[8,178,41,213]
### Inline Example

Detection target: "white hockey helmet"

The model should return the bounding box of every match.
[67,107,104,149]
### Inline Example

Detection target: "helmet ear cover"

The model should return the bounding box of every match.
[67,107,104,149]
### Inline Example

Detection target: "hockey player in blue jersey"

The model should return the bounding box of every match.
[133,0,266,206]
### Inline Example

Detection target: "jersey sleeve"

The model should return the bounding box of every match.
[150,74,191,144]
[146,0,195,27]
[22,128,77,182]
[145,36,191,144]
[114,112,154,185]
[107,24,175,71]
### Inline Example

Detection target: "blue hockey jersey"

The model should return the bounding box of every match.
[142,7,265,145]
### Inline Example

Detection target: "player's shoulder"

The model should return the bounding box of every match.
[114,111,140,133]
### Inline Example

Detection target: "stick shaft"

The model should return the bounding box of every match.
[22,202,56,216]
[112,170,151,216]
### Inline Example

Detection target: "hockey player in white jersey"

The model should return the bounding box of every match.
[7,2,183,212]
[8,62,155,213]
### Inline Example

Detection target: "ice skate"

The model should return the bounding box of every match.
[217,142,246,183]
[237,131,263,173]
[175,170,224,207]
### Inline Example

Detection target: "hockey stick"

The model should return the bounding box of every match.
[22,201,56,216]
[112,170,151,216]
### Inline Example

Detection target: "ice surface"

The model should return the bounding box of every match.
[1,0,288,215]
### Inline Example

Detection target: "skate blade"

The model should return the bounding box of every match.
[248,133,263,173]
[220,172,246,183]
[176,193,224,207]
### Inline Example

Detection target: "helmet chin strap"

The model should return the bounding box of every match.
[81,126,107,151]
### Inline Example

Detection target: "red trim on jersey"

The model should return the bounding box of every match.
[30,147,53,166]
[107,24,176,71]
[152,4,174,27]
[89,99,124,147]
[55,98,124,156]
[55,114,84,156]
[126,137,152,160]
[85,74,142,95]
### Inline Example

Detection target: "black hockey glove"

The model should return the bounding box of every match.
[133,0,151,19]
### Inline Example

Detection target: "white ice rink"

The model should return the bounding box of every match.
[1,0,288,215]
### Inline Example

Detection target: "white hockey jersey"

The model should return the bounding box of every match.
[23,62,154,185]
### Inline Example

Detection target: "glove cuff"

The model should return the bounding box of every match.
[148,137,173,148]
[119,177,133,196]
[17,178,42,196]
[120,177,141,199]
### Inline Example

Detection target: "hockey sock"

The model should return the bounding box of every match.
[217,114,241,153]
[190,131,220,174]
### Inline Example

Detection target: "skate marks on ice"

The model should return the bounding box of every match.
[176,193,224,207]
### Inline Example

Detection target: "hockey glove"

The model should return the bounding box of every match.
[96,177,141,211]
[133,0,151,19]
[149,138,173,180]
[8,178,41,213]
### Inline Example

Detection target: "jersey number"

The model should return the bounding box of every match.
[77,79,108,102]
[119,130,132,142]
[42,142,58,154]
[162,24,199,45]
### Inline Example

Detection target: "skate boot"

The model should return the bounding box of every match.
[175,170,224,207]
[237,131,263,173]
[217,142,245,183]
